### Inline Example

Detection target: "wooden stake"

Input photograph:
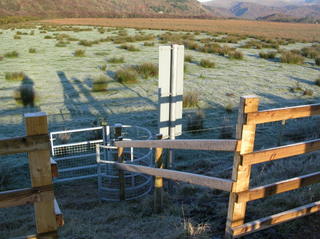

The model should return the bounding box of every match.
[225,96,259,239]
[25,112,58,235]
[154,134,164,213]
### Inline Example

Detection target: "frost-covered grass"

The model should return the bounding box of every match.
[0,25,320,239]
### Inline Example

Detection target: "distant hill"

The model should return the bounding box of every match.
[0,0,212,18]
[203,0,320,22]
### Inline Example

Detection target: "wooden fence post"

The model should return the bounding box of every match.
[225,96,259,239]
[25,112,58,237]
[115,124,125,201]
[154,134,164,213]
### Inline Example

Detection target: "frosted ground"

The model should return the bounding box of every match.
[0,25,320,239]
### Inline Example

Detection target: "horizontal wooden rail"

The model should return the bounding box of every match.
[231,200,320,237]
[54,199,64,227]
[0,134,50,156]
[0,185,53,209]
[237,171,320,203]
[246,103,320,125]
[115,139,240,152]
[112,162,233,192]
[242,138,320,166]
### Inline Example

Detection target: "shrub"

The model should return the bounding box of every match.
[185,55,194,63]
[315,57,320,66]
[29,48,36,53]
[134,63,158,79]
[259,51,277,59]
[74,49,85,57]
[183,91,199,108]
[119,44,140,52]
[108,57,125,64]
[144,42,155,47]
[92,75,109,92]
[280,52,304,64]
[316,78,320,86]
[4,51,19,58]
[199,59,215,68]
[186,110,205,133]
[115,68,138,84]
[5,72,25,81]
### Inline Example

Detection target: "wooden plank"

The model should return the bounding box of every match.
[154,134,164,213]
[242,138,320,166]
[54,199,64,227]
[0,135,49,156]
[50,158,58,178]
[25,112,58,234]
[0,185,53,209]
[246,103,320,125]
[231,200,320,238]
[113,162,233,192]
[115,139,239,151]
[237,171,320,203]
[225,96,259,238]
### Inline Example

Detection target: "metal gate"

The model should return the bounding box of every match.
[50,126,106,182]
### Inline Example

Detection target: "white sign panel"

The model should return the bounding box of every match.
[158,45,184,139]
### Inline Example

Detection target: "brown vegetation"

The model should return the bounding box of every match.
[43,18,320,42]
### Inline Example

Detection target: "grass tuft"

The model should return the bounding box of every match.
[4,51,19,58]
[92,75,109,92]
[74,49,86,57]
[316,78,320,86]
[134,63,158,79]
[186,110,205,133]
[108,57,125,64]
[183,91,200,108]
[280,51,304,64]
[5,72,25,81]
[115,68,138,84]
[259,51,277,59]
[200,59,215,68]
[119,44,140,52]
[144,42,155,47]
[29,48,36,53]
[315,57,320,66]
[185,55,194,63]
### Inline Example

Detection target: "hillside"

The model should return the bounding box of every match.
[0,0,212,18]
[203,0,320,21]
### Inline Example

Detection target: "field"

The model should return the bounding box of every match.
[43,18,320,42]
[0,22,320,239]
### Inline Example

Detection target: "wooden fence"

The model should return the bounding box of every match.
[114,96,320,238]
[0,112,63,239]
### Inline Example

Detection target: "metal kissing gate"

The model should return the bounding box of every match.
[50,125,153,200]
